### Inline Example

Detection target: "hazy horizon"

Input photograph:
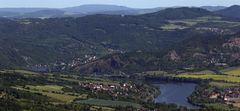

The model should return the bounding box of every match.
[0,0,240,8]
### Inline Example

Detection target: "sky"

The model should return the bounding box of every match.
[0,0,240,8]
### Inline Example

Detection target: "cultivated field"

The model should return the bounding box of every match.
[13,85,83,103]
[177,70,240,83]
[221,67,240,76]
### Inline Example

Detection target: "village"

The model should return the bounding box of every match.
[196,27,234,34]
[208,87,240,103]
[78,81,158,101]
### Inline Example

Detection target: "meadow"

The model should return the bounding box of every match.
[165,16,240,30]
[25,85,64,92]
[13,85,84,103]
[209,82,239,89]
[77,98,141,108]
[177,69,240,83]
[221,67,240,76]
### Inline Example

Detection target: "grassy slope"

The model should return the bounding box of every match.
[221,67,240,76]
[77,98,141,108]
[13,86,82,103]
[177,70,240,83]
[25,85,63,92]
[209,81,239,89]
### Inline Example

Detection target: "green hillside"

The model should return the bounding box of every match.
[0,7,239,73]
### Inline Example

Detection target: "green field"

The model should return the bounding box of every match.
[25,85,64,92]
[61,76,119,85]
[168,16,240,28]
[0,70,40,77]
[168,20,198,26]
[77,98,141,108]
[140,70,176,77]
[161,24,187,30]
[209,82,239,89]
[205,103,240,111]
[39,91,78,103]
[177,70,240,83]
[90,106,115,111]
[221,67,240,76]
[13,85,84,103]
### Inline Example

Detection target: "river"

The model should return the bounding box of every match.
[154,82,198,109]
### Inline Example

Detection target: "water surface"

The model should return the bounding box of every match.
[154,83,198,109]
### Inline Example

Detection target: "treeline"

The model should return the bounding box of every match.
[144,75,207,84]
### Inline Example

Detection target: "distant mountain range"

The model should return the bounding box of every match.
[200,6,226,11]
[215,5,240,18]
[62,5,132,14]
[0,5,159,18]
[0,4,234,18]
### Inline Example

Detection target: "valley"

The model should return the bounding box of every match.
[0,4,240,111]
[1,66,240,110]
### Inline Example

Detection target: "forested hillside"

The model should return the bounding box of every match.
[72,33,240,74]
[215,5,240,18]
[0,7,239,74]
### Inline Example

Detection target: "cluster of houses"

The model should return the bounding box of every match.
[36,55,98,72]
[70,55,97,66]
[196,27,233,34]
[78,82,135,96]
[107,48,125,54]
[78,81,157,101]
[208,87,240,103]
